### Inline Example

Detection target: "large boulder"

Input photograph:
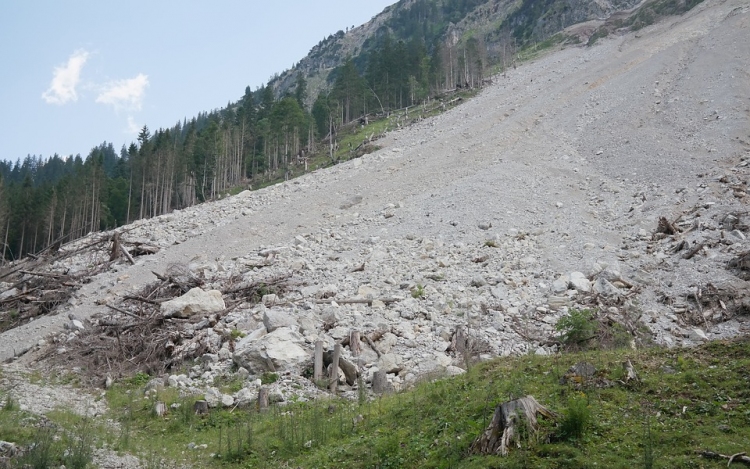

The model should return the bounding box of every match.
[161,288,225,318]
[233,327,310,373]
[377,353,403,374]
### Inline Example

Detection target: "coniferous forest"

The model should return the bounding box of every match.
[0,0,581,262]
[0,40,496,261]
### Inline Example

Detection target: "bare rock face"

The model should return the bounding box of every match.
[160,288,225,318]
[233,327,311,373]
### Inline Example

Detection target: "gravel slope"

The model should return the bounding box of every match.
[2,0,748,368]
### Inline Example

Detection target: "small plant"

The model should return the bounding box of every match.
[19,426,56,469]
[2,393,18,411]
[261,372,279,385]
[484,240,499,248]
[62,418,94,469]
[643,414,654,469]
[556,309,597,350]
[357,376,366,406]
[558,396,591,441]
[126,372,151,386]
[411,284,425,299]
[230,328,246,340]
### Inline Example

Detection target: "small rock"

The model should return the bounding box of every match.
[470,276,487,287]
[551,276,569,293]
[689,328,708,341]
[377,353,403,374]
[593,278,621,297]
[569,272,591,292]
[221,394,234,408]
[261,294,279,306]
[445,365,466,376]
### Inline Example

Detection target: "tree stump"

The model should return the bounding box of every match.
[258,387,269,412]
[372,370,391,395]
[313,340,324,384]
[470,395,557,456]
[622,359,639,382]
[322,348,357,386]
[329,343,341,393]
[193,400,208,415]
[453,326,468,356]
[109,233,121,261]
[349,330,361,357]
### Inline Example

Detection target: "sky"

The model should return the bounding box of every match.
[0,1,397,162]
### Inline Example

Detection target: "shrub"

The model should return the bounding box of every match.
[558,396,591,441]
[556,309,597,349]
[261,372,279,385]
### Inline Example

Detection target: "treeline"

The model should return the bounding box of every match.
[0,29,492,262]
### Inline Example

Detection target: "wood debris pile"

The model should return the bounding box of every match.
[46,264,293,384]
[0,231,158,334]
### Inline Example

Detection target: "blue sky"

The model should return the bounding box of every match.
[0,1,396,162]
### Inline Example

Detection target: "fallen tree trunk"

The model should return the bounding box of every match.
[470,395,557,456]
[699,450,750,466]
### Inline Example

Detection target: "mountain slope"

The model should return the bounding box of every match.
[1,0,749,467]
[271,0,648,103]
[2,0,747,363]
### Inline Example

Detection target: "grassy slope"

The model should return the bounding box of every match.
[87,337,749,468]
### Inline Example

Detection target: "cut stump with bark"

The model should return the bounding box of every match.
[258,387,269,412]
[193,400,208,415]
[470,395,557,456]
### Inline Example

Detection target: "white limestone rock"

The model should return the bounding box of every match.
[161,288,225,319]
[569,272,591,293]
[233,327,310,373]
[263,308,298,333]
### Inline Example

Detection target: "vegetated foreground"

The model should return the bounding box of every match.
[1,0,749,467]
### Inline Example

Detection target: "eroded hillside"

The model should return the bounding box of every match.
[1,0,749,466]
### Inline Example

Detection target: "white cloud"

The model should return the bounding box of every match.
[41,49,89,105]
[125,116,140,135]
[96,74,149,112]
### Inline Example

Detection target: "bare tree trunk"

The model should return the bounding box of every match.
[2,218,9,265]
[126,169,133,224]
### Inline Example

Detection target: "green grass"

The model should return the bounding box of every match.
[2,338,748,467]
[0,404,97,469]
[82,337,750,468]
